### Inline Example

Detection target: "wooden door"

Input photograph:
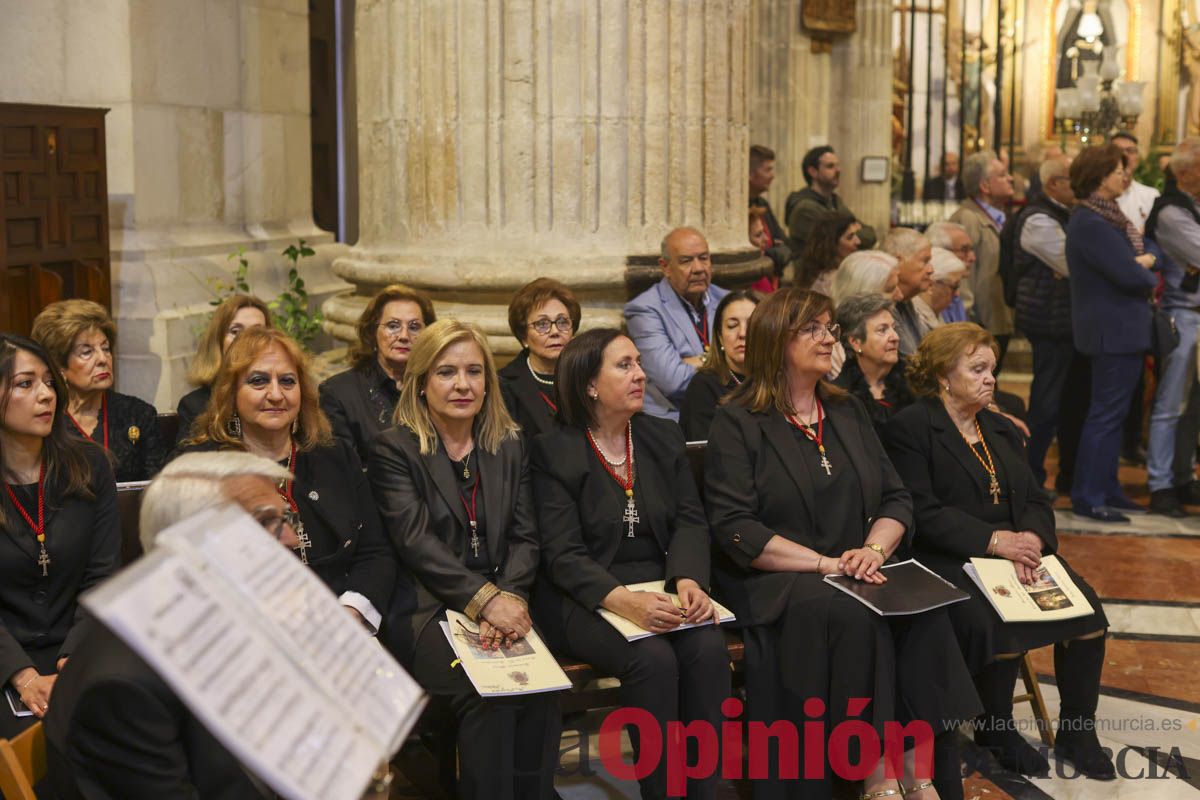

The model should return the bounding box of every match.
[0,103,110,337]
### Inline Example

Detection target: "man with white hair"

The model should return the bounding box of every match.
[1012,153,1081,496]
[1144,139,1200,516]
[881,227,934,356]
[46,453,393,799]
[926,221,975,323]
[951,151,1016,364]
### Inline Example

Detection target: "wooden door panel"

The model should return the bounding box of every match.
[0,103,109,336]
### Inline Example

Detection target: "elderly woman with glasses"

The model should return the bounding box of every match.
[833,293,914,437]
[30,300,167,482]
[321,284,437,462]
[498,278,581,438]
[704,288,980,800]
[913,248,968,334]
[179,328,397,635]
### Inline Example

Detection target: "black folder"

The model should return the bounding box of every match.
[823,559,969,616]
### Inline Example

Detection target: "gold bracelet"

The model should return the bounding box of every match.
[988,531,999,556]
[499,590,528,608]
[464,582,501,622]
[817,555,824,573]
[864,542,885,558]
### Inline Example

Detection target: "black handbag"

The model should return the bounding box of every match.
[1151,303,1180,361]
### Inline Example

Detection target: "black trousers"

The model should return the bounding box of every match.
[1026,337,1076,487]
[1055,352,1091,494]
[557,600,731,800]
[411,617,562,800]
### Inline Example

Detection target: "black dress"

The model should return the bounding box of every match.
[174,386,210,446]
[319,360,401,464]
[679,369,740,441]
[367,426,559,800]
[66,389,167,482]
[174,439,399,626]
[497,350,560,439]
[0,444,120,738]
[882,398,1108,673]
[831,356,914,439]
[704,397,981,799]
[531,415,729,800]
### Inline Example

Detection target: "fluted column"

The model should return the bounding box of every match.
[331,0,761,354]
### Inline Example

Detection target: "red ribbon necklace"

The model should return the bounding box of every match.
[459,476,482,559]
[538,391,558,414]
[4,460,50,576]
[586,423,639,537]
[67,394,108,450]
[786,398,833,476]
[278,441,312,563]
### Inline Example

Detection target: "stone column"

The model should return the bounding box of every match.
[330,0,762,355]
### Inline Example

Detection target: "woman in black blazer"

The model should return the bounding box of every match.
[31,299,168,482]
[832,292,914,438]
[883,323,1112,780]
[368,320,559,800]
[176,294,272,445]
[0,334,119,737]
[498,278,580,439]
[178,328,397,630]
[320,284,437,462]
[680,289,762,441]
[532,328,728,800]
[704,289,979,800]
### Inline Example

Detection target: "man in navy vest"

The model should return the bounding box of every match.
[1145,139,1200,516]
[1013,154,1081,497]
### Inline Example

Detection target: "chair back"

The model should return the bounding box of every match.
[0,721,45,800]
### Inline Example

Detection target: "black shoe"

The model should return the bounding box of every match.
[1072,505,1129,523]
[1054,729,1116,780]
[1121,445,1147,466]
[1103,494,1147,513]
[975,729,1050,776]
[1150,488,1188,518]
[1178,480,1200,506]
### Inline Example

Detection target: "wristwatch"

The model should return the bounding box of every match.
[864,543,886,558]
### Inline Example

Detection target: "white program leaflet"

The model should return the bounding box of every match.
[157,506,425,753]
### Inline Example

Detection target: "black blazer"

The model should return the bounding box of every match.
[174,386,211,446]
[175,439,398,618]
[46,621,268,800]
[67,390,167,483]
[319,361,401,464]
[923,175,965,202]
[498,350,560,439]
[703,396,913,627]
[882,398,1056,580]
[531,415,711,611]
[679,370,737,442]
[0,444,119,681]
[367,427,540,661]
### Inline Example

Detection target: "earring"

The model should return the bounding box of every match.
[856,348,863,354]
[227,411,242,438]
[589,390,598,400]
[291,418,299,435]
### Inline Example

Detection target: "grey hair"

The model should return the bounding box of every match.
[929,247,966,282]
[138,452,293,553]
[1172,139,1200,176]
[831,250,899,308]
[881,227,929,259]
[1038,155,1070,186]
[836,293,896,345]
[925,221,967,250]
[961,151,995,198]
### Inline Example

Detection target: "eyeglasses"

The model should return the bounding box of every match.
[380,320,424,337]
[528,316,572,334]
[797,322,841,342]
[253,508,301,541]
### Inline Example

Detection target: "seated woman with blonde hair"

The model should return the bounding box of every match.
[884,323,1112,780]
[367,319,559,800]
[177,294,273,444]
[31,299,167,481]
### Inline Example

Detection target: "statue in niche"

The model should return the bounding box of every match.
[961,35,996,152]
[1184,7,1200,136]
[1055,0,1118,89]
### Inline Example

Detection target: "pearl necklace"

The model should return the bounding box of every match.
[587,426,630,466]
[526,355,554,386]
